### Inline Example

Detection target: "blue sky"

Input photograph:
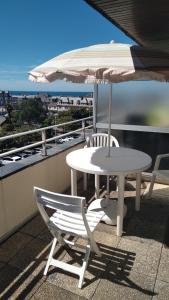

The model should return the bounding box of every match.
[0,0,133,92]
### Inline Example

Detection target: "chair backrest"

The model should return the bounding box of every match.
[86,133,119,148]
[34,187,91,238]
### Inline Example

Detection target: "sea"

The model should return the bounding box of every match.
[10,91,93,97]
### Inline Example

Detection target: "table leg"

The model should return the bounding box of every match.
[136,172,141,211]
[71,168,77,196]
[106,175,110,194]
[83,173,87,191]
[117,174,125,237]
[95,174,100,198]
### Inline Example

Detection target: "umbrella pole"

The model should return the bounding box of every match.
[107,84,112,157]
[93,84,98,133]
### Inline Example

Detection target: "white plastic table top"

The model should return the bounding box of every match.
[66,147,152,176]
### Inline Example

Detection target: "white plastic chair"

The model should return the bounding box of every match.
[86,133,119,149]
[148,153,169,198]
[83,133,119,197]
[34,186,104,288]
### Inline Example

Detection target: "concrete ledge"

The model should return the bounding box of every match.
[0,139,85,241]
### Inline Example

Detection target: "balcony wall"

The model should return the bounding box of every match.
[0,141,84,242]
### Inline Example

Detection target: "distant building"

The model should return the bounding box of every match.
[0,91,11,106]
[0,106,6,115]
[38,93,51,103]
[48,97,93,113]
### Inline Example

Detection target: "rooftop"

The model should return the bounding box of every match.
[1,177,169,299]
[85,0,169,54]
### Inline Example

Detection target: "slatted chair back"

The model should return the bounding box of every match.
[34,187,92,238]
[86,133,119,148]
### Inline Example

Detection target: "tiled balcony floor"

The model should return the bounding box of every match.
[1,177,169,299]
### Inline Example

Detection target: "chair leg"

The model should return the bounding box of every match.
[135,172,141,211]
[78,244,91,288]
[45,239,92,289]
[147,173,156,198]
[44,237,57,276]
[89,237,101,257]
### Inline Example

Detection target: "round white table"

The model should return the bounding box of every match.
[66,147,152,236]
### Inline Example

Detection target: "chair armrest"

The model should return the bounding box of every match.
[154,153,169,170]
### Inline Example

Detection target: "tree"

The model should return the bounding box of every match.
[43,115,55,127]
[52,107,90,132]
[5,101,13,124]
[18,98,47,125]
[70,107,90,119]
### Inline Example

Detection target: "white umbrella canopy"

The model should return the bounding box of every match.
[29,43,169,84]
[29,43,169,156]
[29,43,169,225]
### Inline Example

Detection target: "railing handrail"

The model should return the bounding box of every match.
[0,116,92,141]
[0,117,93,158]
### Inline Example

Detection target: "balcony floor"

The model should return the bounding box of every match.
[0,177,169,299]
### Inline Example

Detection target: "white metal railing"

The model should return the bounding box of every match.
[0,116,93,158]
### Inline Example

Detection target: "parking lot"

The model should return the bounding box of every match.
[0,133,81,166]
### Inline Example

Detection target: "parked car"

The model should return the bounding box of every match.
[33,147,42,154]
[57,138,64,144]
[46,145,53,149]
[23,149,37,155]
[2,156,22,164]
[33,145,52,153]
[17,152,30,159]
[71,133,80,138]
[58,135,75,143]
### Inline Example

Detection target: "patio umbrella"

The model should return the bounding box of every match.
[29,43,169,156]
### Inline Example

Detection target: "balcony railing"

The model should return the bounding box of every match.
[0,116,93,158]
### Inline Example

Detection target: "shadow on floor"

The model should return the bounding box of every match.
[1,178,168,299]
[47,241,155,297]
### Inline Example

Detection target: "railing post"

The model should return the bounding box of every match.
[82,119,85,139]
[42,129,47,156]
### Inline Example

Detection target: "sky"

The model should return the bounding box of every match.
[0,0,133,92]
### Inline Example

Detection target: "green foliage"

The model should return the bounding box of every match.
[0,102,91,152]
[0,98,47,151]
[1,122,14,132]
[5,101,14,123]
[18,98,47,125]
[5,101,13,114]
[0,124,41,153]
[69,107,90,119]
[43,115,55,127]
[54,107,91,132]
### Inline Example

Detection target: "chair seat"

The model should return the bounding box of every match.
[50,205,105,238]
[153,170,169,180]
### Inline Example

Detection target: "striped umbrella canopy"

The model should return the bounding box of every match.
[29,43,169,157]
[29,43,169,83]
